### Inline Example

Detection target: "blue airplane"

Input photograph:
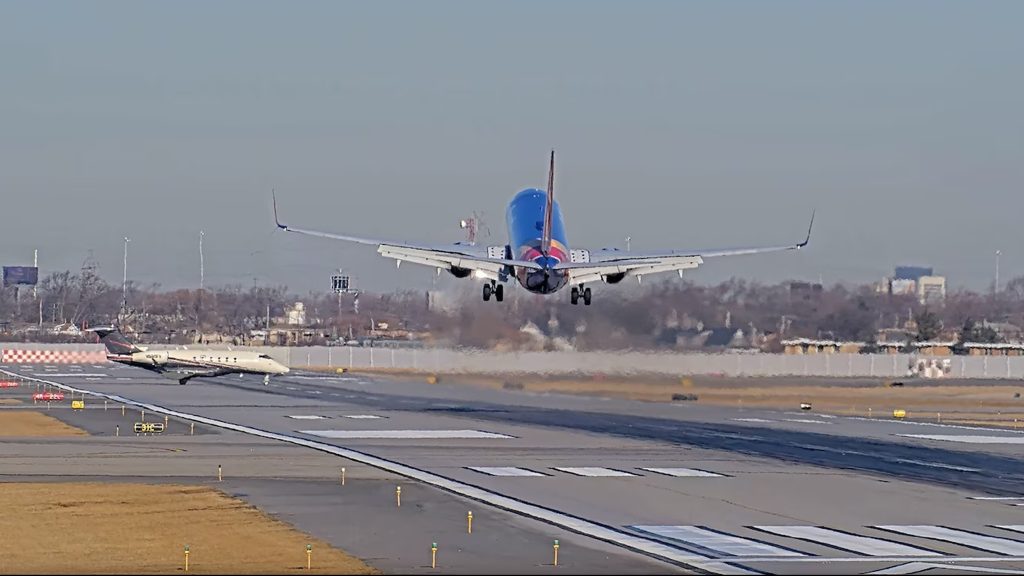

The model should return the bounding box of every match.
[273,151,813,305]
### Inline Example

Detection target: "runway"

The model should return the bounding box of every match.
[5,361,1024,575]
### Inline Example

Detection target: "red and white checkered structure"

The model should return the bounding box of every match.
[1,349,108,364]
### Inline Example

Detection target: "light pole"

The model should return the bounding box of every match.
[625,236,631,252]
[995,249,1002,294]
[199,230,205,291]
[121,236,130,319]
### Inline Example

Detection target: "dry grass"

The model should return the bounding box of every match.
[0,483,377,574]
[0,398,23,405]
[0,411,88,436]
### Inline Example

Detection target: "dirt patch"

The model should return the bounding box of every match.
[0,411,88,436]
[0,482,377,574]
[0,398,23,405]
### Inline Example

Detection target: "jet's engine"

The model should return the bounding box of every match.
[448,266,472,278]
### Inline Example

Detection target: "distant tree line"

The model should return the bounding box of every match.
[4,270,1024,350]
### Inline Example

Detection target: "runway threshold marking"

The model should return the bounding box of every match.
[751,526,942,557]
[3,369,746,575]
[875,526,1024,556]
[631,525,804,558]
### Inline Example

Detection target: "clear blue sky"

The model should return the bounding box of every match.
[2,1,1021,293]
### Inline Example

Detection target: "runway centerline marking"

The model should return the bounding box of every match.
[555,467,637,477]
[468,467,547,477]
[641,467,724,478]
[299,429,514,439]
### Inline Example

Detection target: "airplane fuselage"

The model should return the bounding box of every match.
[507,188,570,294]
[109,349,289,376]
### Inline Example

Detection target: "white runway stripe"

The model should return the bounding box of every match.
[34,373,109,377]
[898,434,1024,444]
[875,526,1024,555]
[342,414,382,419]
[287,415,329,420]
[753,526,941,556]
[467,467,546,477]
[632,525,804,557]
[554,467,637,477]
[299,429,513,439]
[641,467,724,478]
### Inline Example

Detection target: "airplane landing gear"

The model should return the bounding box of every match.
[483,281,503,302]
[571,285,592,306]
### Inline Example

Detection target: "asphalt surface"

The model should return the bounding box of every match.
[5,361,1024,575]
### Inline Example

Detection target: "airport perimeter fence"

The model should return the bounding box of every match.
[4,342,1024,379]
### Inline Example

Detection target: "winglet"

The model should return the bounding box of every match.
[798,209,815,248]
[272,189,286,230]
[541,149,555,256]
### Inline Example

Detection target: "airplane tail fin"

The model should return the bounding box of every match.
[89,326,141,355]
[541,149,555,257]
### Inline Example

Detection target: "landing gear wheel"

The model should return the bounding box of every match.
[583,287,592,306]
[495,284,504,302]
[483,283,492,301]
[570,286,579,305]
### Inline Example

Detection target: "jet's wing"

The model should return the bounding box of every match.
[555,212,814,285]
[273,194,543,280]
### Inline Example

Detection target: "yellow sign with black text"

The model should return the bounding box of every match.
[133,422,166,434]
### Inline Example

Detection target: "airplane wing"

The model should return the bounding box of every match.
[273,193,542,280]
[556,211,815,285]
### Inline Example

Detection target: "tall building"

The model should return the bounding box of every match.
[881,266,945,304]
[917,276,946,305]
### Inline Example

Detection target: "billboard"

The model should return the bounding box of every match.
[3,266,38,287]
